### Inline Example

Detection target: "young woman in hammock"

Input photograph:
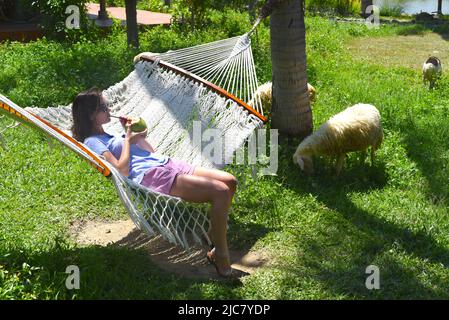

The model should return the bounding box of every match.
[71,87,240,278]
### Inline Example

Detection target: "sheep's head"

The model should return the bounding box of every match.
[307,83,316,102]
[292,153,314,175]
[422,56,442,88]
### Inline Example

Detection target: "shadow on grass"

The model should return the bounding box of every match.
[227,215,272,251]
[399,117,449,207]
[415,21,449,41]
[274,141,449,298]
[381,18,449,40]
[0,213,269,299]
[298,193,449,298]
[0,237,248,299]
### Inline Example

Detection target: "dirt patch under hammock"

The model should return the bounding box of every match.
[346,32,449,70]
[69,219,270,280]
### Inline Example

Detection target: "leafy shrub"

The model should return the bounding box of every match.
[210,0,258,11]
[137,0,172,12]
[208,9,252,37]
[379,2,404,17]
[104,0,125,5]
[396,24,426,36]
[306,0,360,16]
[170,0,213,30]
[2,0,40,21]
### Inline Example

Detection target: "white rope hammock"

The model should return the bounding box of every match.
[0,32,267,249]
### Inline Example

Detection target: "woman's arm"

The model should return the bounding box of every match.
[137,138,155,153]
[120,116,154,153]
[102,124,147,177]
[103,138,131,177]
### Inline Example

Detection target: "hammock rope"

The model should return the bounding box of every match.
[136,33,265,117]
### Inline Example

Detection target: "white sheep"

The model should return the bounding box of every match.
[422,56,442,89]
[292,103,383,175]
[248,81,316,114]
[248,81,272,113]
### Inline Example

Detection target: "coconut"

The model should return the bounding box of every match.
[119,116,147,132]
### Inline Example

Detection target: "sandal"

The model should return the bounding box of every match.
[206,250,249,279]
[203,233,215,250]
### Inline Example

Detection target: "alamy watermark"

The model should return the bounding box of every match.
[65,4,380,31]
[191,121,278,177]
[65,265,80,290]
[365,265,380,290]
[65,5,80,30]
[365,5,380,29]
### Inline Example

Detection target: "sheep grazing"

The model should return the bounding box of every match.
[292,103,383,175]
[422,56,442,89]
[249,81,273,114]
[248,81,316,114]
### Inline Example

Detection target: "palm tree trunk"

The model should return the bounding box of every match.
[270,0,312,138]
[125,0,139,48]
[437,0,443,15]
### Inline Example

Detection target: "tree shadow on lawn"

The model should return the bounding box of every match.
[385,19,449,41]
[276,244,446,299]
[0,240,248,299]
[227,216,272,252]
[0,212,270,299]
[275,142,449,298]
[414,21,449,41]
[398,117,449,207]
[292,190,449,298]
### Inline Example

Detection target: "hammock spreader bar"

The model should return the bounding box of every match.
[0,96,111,177]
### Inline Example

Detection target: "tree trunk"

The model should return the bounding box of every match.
[361,0,373,18]
[98,0,108,20]
[270,0,312,139]
[125,0,139,48]
[437,0,443,15]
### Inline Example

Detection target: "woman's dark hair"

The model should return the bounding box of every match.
[71,87,104,142]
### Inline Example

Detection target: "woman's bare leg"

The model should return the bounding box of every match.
[193,167,237,194]
[192,167,237,244]
[170,174,233,273]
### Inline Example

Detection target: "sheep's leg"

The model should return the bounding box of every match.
[331,156,337,167]
[335,154,345,175]
[370,147,376,166]
[332,156,338,169]
[360,150,367,165]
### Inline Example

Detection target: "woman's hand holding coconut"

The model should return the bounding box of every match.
[124,120,148,145]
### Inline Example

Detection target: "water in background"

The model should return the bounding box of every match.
[374,0,449,14]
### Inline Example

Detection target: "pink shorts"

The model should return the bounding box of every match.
[140,158,196,195]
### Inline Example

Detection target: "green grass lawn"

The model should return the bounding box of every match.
[1,13,449,299]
